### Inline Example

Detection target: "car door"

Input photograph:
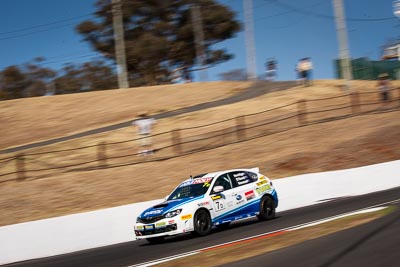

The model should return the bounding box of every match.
[209,174,237,224]
[228,171,259,218]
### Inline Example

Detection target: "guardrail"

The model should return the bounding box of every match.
[1,88,400,183]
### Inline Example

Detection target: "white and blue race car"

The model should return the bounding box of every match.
[134,167,278,243]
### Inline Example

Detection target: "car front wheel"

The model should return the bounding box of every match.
[193,209,212,236]
[257,195,276,221]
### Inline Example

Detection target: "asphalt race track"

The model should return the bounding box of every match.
[223,202,400,267]
[5,186,400,267]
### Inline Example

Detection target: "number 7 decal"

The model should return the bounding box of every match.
[214,200,225,211]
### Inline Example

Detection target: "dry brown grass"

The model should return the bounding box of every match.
[0,81,251,150]
[0,80,400,227]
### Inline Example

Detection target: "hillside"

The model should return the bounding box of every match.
[0,81,251,150]
[0,80,400,226]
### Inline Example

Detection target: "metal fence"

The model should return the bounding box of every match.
[1,88,400,184]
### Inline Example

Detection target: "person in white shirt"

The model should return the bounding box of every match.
[297,58,313,86]
[132,112,156,155]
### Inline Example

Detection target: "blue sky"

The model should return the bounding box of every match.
[0,0,399,82]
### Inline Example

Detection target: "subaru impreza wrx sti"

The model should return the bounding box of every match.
[134,167,278,243]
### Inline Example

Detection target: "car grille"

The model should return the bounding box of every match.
[135,224,177,236]
[139,215,163,224]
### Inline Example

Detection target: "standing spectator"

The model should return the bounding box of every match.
[265,58,277,81]
[297,58,313,86]
[377,73,391,104]
[132,112,156,155]
[304,57,313,86]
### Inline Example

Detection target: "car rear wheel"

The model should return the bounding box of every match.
[257,195,276,221]
[146,236,165,244]
[193,209,212,236]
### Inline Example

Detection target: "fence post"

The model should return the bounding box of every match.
[97,142,107,168]
[297,99,307,125]
[350,91,360,114]
[398,87,400,106]
[172,129,181,154]
[236,116,246,140]
[16,153,26,181]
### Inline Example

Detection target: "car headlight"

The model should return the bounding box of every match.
[164,209,182,218]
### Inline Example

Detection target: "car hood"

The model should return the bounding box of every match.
[139,197,201,218]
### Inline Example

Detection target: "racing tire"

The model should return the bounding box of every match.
[257,195,276,221]
[193,209,212,236]
[146,236,165,244]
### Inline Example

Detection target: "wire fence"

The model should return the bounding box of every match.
[1,87,400,184]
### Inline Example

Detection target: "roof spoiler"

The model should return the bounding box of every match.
[250,167,260,173]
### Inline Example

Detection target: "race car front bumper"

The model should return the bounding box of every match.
[134,217,194,239]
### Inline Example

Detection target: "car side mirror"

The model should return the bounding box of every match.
[213,185,224,193]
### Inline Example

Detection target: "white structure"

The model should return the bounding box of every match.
[393,0,400,18]
[243,0,257,81]
[333,0,353,88]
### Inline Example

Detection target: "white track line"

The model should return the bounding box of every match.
[128,198,400,267]
[288,206,387,231]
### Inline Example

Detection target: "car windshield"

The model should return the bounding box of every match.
[167,178,212,200]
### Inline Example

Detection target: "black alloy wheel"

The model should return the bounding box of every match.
[257,195,276,221]
[193,209,212,236]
